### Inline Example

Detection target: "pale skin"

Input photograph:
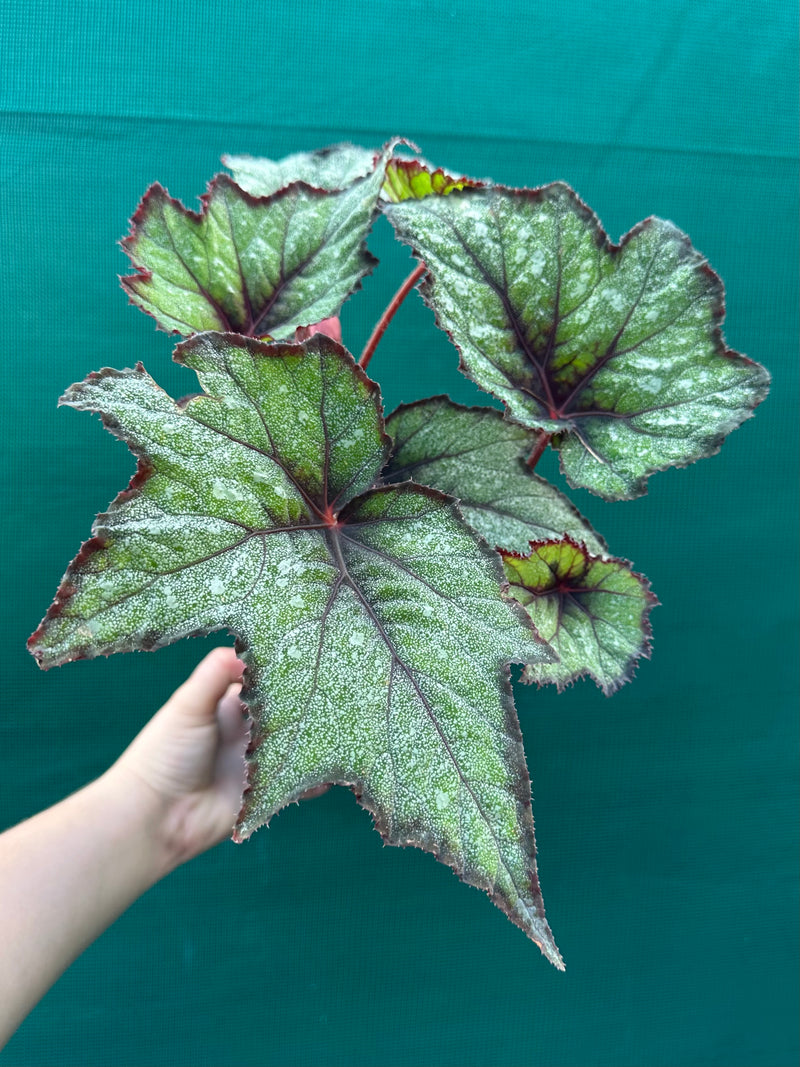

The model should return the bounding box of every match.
[0,646,249,1048]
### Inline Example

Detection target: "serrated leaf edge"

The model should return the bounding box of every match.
[502,535,659,696]
[223,137,414,198]
[385,183,771,498]
[383,394,609,557]
[228,483,562,967]
[119,168,387,339]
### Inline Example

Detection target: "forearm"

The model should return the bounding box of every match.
[0,647,246,1047]
[0,766,172,1046]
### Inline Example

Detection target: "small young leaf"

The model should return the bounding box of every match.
[29,333,562,966]
[384,185,770,499]
[382,397,606,555]
[382,158,482,203]
[121,151,390,339]
[502,538,657,695]
[224,142,379,197]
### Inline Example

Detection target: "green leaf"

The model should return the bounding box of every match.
[384,184,770,499]
[223,142,379,197]
[28,333,562,966]
[382,158,482,203]
[382,397,606,555]
[502,538,657,695]
[120,151,390,339]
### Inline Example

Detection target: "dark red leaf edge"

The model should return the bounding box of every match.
[385,182,771,499]
[26,397,180,667]
[230,543,562,967]
[222,138,417,198]
[382,157,486,201]
[27,336,392,667]
[501,535,659,697]
[119,175,380,339]
[27,335,563,964]
[221,142,375,194]
[381,394,608,554]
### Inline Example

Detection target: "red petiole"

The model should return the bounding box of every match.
[358,263,427,370]
[526,429,552,472]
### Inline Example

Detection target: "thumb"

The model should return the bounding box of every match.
[166,646,244,728]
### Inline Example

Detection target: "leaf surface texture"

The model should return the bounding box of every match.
[503,538,657,694]
[383,398,605,555]
[224,142,379,198]
[121,153,389,339]
[29,334,562,966]
[385,184,770,498]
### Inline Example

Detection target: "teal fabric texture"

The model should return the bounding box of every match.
[1,2,797,1065]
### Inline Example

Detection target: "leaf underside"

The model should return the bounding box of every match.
[384,183,770,499]
[383,397,606,555]
[28,333,563,966]
[503,538,657,695]
[382,158,482,203]
[120,149,390,340]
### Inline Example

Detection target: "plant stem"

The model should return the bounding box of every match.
[526,430,552,471]
[358,263,426,370]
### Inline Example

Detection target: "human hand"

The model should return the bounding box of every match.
[0,647,250,1044]
[110,646,249,872]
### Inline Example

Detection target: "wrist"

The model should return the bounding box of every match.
[101,757,221,878]
[92,763,178,887]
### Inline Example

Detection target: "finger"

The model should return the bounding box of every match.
[168,646,244,727]
[216,685,250,796]
[217,683,249,746]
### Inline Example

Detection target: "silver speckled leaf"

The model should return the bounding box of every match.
[384,184,770,499]
[121,149,390,339]
[28,333,562,966]
[503,538,657,696]
[382,397,606,555]
[223,142,379,198]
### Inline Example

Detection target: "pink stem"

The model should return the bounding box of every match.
[359,263,427,370]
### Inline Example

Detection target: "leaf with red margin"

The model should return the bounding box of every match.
[382,396,606,556]
[120,146,392,339]
[224,144,481,206]
[223,142,380,198]
[384,183,770,500]
[501,538,658,695]
[28,332,563,967]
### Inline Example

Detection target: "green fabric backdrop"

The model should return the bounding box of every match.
[1,2,797,1064]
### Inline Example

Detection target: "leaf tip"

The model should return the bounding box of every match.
[26,534,109,669]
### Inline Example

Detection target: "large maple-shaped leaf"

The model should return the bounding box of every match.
[384,184,770,499]
[382,397,606,555]
[502,539,657,695]
[28,333,563,965]
[223,142,379,198]
[120,148,391,339]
